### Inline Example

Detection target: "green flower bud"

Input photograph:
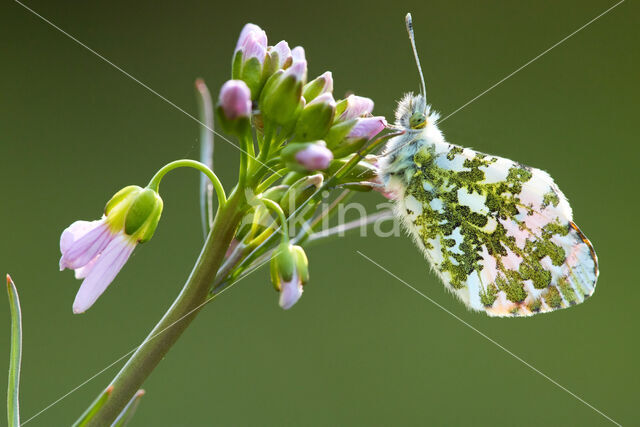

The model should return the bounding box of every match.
[302,71,333,102]
[324,119,357,149]
[261,185,290,204]
[294,93,336,142]
[281,171,305,186]
[259,60,307,128]
[104,186,163,243]
[280,174,323,217]
[326,156,378,182]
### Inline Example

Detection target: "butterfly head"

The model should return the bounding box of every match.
[395,92,438,132]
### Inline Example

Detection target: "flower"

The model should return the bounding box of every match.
[293,142,333,171]
[339,95,374,121]
[60,186,163,313]
[270,243,309,309]
[219,80,252,120]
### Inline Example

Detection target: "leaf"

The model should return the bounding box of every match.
[195,78,215,239]
[6,275,22,427]
[72,385,113,427]
[111,389,145,427]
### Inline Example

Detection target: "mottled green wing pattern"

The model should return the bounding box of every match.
[394,141,598,317]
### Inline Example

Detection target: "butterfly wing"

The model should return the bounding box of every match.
[394,141,598,317]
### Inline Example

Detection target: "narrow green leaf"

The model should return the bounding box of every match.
[195,78,215,239]
[72,385,113,427]
[6,275,22,427]
[111,389,144,427]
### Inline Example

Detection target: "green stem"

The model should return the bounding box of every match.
[259,197,288,238]
[238,133,252,187]
[148,159,226,207]
[85,189,245,426]
[256,168,287,194]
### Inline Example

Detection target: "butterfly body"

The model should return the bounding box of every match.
[380,93,598,316]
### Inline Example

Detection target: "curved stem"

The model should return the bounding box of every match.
[85,188,245,426]
[148,159,226,207]
[259,197,288,238]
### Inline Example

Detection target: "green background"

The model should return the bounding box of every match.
[1,0,638,425]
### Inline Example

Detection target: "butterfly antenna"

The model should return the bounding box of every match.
[405,13,427,105]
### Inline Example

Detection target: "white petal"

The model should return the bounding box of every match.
[72,233,136,313]
[59,219,112,271]
[279,275,303,310]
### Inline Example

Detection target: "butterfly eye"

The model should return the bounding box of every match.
[409,112,427,129]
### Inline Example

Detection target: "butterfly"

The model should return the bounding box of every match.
[378,14,598,317]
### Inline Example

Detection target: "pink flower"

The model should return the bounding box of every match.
[60,219,136,313]
[219,80,252,120]
[347,116,387,140]
[60,185,163,313]
[294,142,333,171]
[340,95,374,120]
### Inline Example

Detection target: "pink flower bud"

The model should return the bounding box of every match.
[240,32,267,64]
[271,40,292,69]
[219,80,252,120]
[348,116,387,140]
[340,95,374,120]
[283,59,307,84]
[235,23,267,53]
[294,143,333,171]
[291,46,305,63]
[319,71,333,93]
[307,92,335,107]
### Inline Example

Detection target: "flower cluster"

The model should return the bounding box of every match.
[220,23,387,172]
[216,23,390,308]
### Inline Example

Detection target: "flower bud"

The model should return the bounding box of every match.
[302,71,333,102]
[281,171,305,186]
[291,46,305,63]
[329,116,387,158]
[216,80,252,135]
[259,60,307,128]
[294,92,336,141]
[326,156,378,182]
[270,242,309,309]
[261,185,290,203]
[265,40,292,73]
[282,141,333,171]
[338,95,374,121]
[232,24,268,98]
[280,174,323,217]
[105,186,163,243]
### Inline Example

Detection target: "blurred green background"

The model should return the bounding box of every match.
[1,0,638,425]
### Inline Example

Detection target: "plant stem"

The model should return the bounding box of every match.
[85,188,245,426]
[148,159,226,207]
